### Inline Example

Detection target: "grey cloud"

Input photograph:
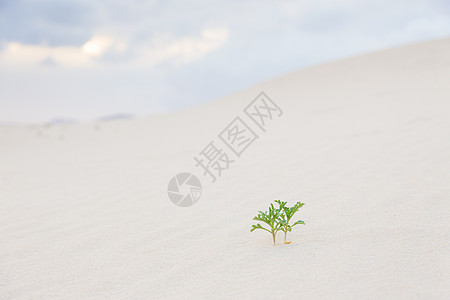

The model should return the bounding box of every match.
[0,0,98,46]
[297,9,351,33]
[40,56,58,66]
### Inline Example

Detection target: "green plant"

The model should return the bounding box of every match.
[275,200,305,244]
[250,202,283,245]
[251,200,305,245]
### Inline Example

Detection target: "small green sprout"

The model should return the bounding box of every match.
[251,200,305,245]
[275,200,305,244]
[250,202,283,245]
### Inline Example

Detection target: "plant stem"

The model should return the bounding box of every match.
[272,232,276,245]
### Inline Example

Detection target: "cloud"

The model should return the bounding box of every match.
[0,27,229,68]
[81,35,126,57]
[135,27,229,66]
[0,42,93,68]
[0,0,97,46]
[40,56,57,66]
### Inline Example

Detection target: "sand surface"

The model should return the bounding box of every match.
[1,38,450,299]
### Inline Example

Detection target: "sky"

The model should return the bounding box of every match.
[1,0,450,123]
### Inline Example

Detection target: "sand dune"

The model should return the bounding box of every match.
[1,38,449,299]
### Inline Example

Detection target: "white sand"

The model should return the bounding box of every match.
[1,38,450,299]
